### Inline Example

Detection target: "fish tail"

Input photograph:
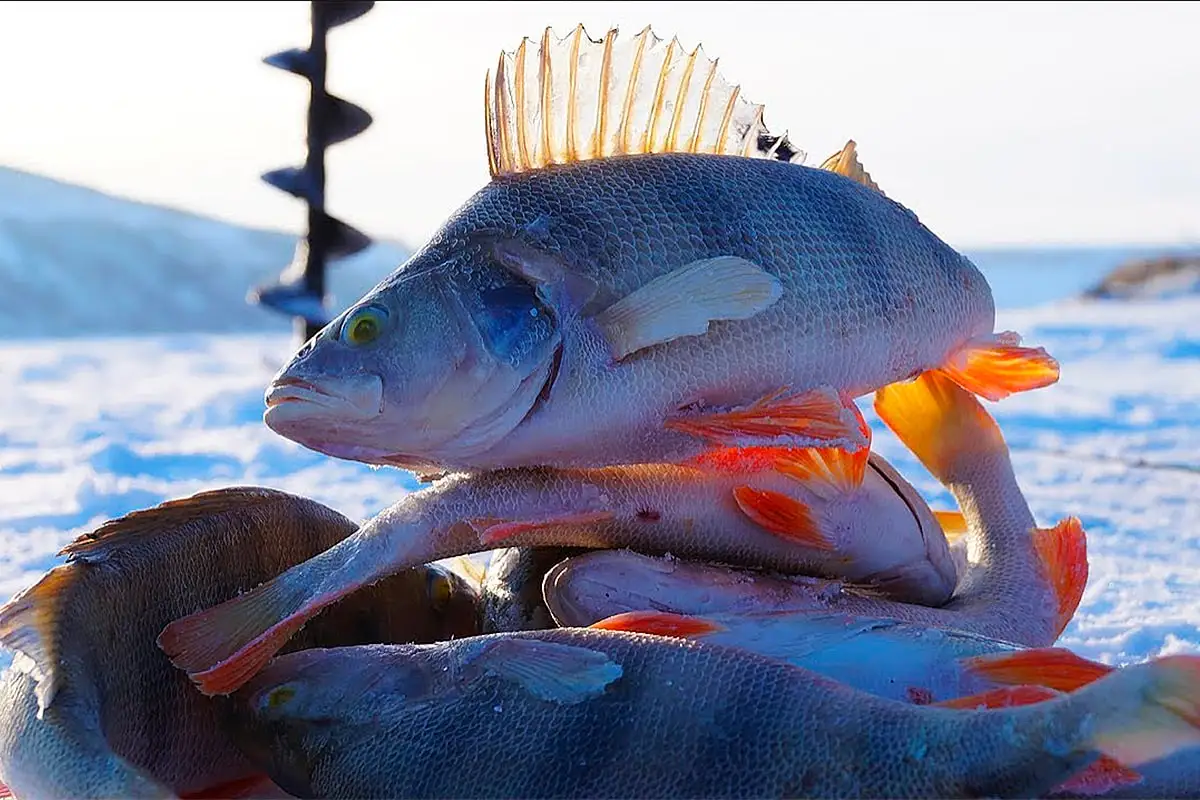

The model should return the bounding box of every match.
[1071,654,1200,769]
[1032,517,1090,638]
[936,331,1060,402]
[158,573,336,696]
[873,370,1006,484]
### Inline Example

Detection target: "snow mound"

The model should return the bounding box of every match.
[0,166,410,338]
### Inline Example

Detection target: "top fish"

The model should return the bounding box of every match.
[264,24,1059,474]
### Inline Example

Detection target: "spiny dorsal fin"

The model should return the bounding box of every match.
[485,25,806,178]
[59,486,304,560]
[0,566,74,715]
[819,140,883,195]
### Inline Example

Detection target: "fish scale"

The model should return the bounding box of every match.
[230,629,1200,799]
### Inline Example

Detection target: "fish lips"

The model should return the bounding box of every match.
[264,374,385,444]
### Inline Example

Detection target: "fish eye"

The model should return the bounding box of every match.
[426,568,454,608]
[259,683,299,712]
[340,304,389,347]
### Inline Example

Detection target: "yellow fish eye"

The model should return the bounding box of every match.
[341,305,387,346]
[262,684,297,710]
[427,568,454,607]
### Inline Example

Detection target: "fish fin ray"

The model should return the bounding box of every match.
[485,25,806,177]
[667,386,869,452]
[934,684,1060,709]
[475,511,616,547]
[590,611,726,638]
[933,509,969,543]
[158,577,331,696]
[1033,517,1089,638]
[469,638,623,704]
[593,256,782,361]
[732,486,835,551]
[0,566,74,716]
[937,331,1061,402]
[773,407,871,499]
[819,140,883,194]
[59,487,308,560]
[874,371,1005,482]
[961,647,1115,692]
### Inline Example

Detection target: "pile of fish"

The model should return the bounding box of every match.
[2,24,1199,800]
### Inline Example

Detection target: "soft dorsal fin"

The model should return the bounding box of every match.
[59,486,302,560]
[819,140,883,194]
[484,25,806,178]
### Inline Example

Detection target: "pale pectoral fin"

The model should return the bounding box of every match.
[470,638,623,704]
[593,256,783,361]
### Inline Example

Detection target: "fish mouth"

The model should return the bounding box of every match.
[264,377,333,409]
[263,374,385,423]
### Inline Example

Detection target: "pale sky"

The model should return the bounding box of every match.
[2,1,1198,250]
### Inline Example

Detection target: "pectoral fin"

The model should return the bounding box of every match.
[469,638,623,704]
[594,256,783,361]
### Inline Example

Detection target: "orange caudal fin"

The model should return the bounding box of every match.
[665,386,870,452]
[475,511,617,547]
[590,611,726,638]
[962,647,1115,692]
[933,509,970,544]
[732,486,835,551]
[937,331,1060,402]
[1033,516,1090,638]
[874,370,1005,483]
[158,577,345,696]
[935,685,1144,796]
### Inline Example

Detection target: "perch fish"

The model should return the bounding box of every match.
[0,488,479,799]
[229,628,1200,799]
[262,24,1058,476]
[159,438,962,696]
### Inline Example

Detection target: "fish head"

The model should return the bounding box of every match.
[263,246,564,469]
[234,644,439,791]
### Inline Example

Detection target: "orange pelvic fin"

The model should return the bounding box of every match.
[476,510,616,547]
[961,647,1115,692]
[590,610,726,638]
[937,331,1060,402]
[1033,516,1090,638]
[732,486,835,551]
[666,386,869,452]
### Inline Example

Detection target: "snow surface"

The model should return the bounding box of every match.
[1,166,1198,675]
